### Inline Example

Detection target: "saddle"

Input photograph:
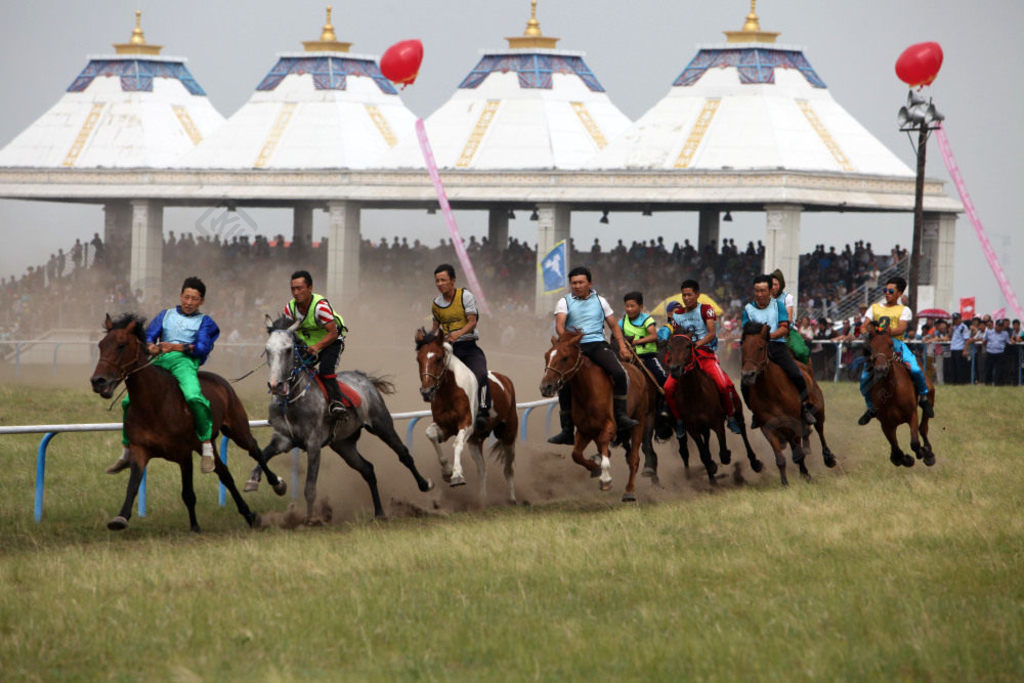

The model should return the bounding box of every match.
[312,376,362,409]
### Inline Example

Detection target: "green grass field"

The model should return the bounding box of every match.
[1,378,1022,680]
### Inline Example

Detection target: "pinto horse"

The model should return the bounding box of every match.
[414,329,518,505]
[865,323,936,467]
[662,333,763,484]
[539,329,654,501]
[89,314,286,532]
[739,323,836,486]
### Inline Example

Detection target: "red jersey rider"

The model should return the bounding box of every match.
[663,279,744,434]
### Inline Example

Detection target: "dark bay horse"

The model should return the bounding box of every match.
[865,323,936,467]
[89,314,286,532]
[663,333,763,484]
[740,323,836,486]
[539,329,654,502]
[246,317,434,524]
[414,329,518,505]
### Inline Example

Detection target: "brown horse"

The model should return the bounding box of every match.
[663,333,764,484]
[739,323,836,486]
[865,324,936,467]
[539,329,654,501]
[415,329,518,505]
[89,314,286,532]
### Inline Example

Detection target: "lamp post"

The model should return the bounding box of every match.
[898,90,944,316]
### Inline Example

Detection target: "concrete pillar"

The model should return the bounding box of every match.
[129,200,163,304]
[698,209,720,253]
[923,212,957,313]
[103,201,131,272]
[292,202,314,249]
[488,208,509,252]
[763,204,802,316]
[325,200,360,305]
[534,204,571,315]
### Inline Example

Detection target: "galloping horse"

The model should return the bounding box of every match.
[414,329,518,505]
[246,316,434,524]
[663,333,763,483]
[90,314,286,532]
[539,329,654,501]
[740,323,837,486]
[864,322,936,467]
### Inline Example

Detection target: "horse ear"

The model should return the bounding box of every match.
[550,334,558,345]
[287,318,301,333]
[125,319,136,332]
[265,314,274,334]
[104,313,113,330]
[415,328,425,343]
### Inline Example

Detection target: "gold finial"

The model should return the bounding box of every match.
[724,0,779,44]
[303,5,352,52]
[507,0,559,49]
[113,10,163,55]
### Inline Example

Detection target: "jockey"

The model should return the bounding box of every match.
[547,266,639,444]
[431,263,491,432]
[857,275,934,425]
[741,274,817,425]
[665,279,743,434]
[283,270,348,418]
[770,269,810,364]
[106,276,220,475]
[619,291,671,423]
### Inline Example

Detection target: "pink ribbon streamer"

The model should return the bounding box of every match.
[415,118,490,315]
[935,124,1023,319]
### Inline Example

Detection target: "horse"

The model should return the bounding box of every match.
[245,316,434,524]
[662,333,764,484]
[739,323,837,486]
[414,329,518,505]
[539,329,654,502]
[864,323,936,467]
[89,313,286,532]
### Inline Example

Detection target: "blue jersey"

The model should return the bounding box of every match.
[671,303,718,351]
[742,299,788,343]
[146,306,220,365]
[560,292,610,344]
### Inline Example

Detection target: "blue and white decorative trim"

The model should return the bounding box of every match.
[674,48,826,88]
[255,56,397,95]
[458,53,604,92]
[67,59,205,95]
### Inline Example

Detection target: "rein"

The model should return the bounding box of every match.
[743,333,770,378]
[669,334,699,375]
[543,344,584,391]
[98,336,160,409]
[419,345,452,396]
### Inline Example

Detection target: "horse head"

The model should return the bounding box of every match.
[265,315,302,398]
[414,327,450,402]
[90,313,148,398]
[866,321,896,379]
[740,322,771,387]
[665,332,697,379]
[539,328,584,397]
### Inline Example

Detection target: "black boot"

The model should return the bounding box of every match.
[323,377,346,418]
[614,396,639,432]
[547,411,575,445]
[918,393,934,419]
[857,407,876,426]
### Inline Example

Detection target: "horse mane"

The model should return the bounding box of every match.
[108,313,147,342]
[269,315,295,332]
[415,328,441,350]
[742,321,766,338]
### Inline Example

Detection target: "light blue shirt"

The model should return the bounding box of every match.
[949,322,969,351]
[671,304,717,351]
[742,299,789,342]
[560,292,610,344]
[984,328,1010,354]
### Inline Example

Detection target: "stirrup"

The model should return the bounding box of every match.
[918,394,934,418]
[857,408,876,426]
[328,400,347,417]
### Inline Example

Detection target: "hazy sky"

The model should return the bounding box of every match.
[1,1,1021,314]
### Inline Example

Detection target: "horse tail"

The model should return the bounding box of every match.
[366,374,396,395]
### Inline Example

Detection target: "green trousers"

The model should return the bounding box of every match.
[787,328,810,365]
[121,351,212,446]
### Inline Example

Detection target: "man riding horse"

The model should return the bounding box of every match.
[857,275,935,425]
[665,279,744,435]
[282,269,348,418]
[431,263,491,432]
[547,266,639,445]
[740,274,817,426]
[106,276,221,475]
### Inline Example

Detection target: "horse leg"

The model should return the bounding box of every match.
[714,420,731,466]
[246,430,294,493]
[108,458,146,531]
[597,436,613,491]
[641,426,659,482]
[762,428,789,487]
[909,410,924,464]
[304,444,324,524]
[424,422,452,483]
[467,438,488,506]
[920,413,936,467]
[366,419,435,492]
[447,427,472,487]
[735,410,764,473]
[792,438,811,480]
[881,422,911,468]
[815,420,837,468]
[677,432,691,472]
[622,426,642,503]
[495,439,517,505]
[211,451,260,528]
[179,456,201,533]
[570,435,601,478]
[692,426,717,485]
[332,435,384,519]
[223,426,287,497]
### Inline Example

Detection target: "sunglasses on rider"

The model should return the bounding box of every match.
[884,288,896,294]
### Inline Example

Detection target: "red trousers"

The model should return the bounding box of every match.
[664,348,739,419]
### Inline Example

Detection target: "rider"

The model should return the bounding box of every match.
[857,275,935,424]
[282,270,348,418]
[431,263,491,432]
[619,291,671,424]
[106,276,221,475]
[665,279,743,434]
[769,269,810,364]
[547,266,639,444]
[741,274,818,425]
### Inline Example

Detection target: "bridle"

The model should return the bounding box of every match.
[668,333,698,374]
[96,332,157,386]
[418,343,452,396]
[267,333,315,404]
[543,343,584,391]
[743,329,770,378]
[868,334,899,376]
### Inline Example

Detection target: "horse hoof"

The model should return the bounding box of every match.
[706,461,718,476]
[107,515,128,531]
[823,452,837,468]
[902,455,915,467]
[249,513,261,529]
[599,480,612,492]
[641,467,656,478]
[924,453,936,467]
[421,478,436,492]
[751,459,765,473]
[243,479,260,493]
[272,480,288,497]
[305,516,324,527]
[792,452,806,465]
[449,475,466,487]
[720,451,732,465]
[441,471,452,483]
[622,492,637,503]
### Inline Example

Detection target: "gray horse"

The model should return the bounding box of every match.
[245,316,434,524]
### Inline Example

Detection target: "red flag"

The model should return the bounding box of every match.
[960,297,975,318]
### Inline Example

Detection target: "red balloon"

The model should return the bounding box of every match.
[895,42,944,87]
[380,39,424,88]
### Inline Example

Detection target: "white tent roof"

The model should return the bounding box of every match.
[178,51,417,170]
[0,54,224,168]
[382,48,631,170]
[591,42,912,177]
